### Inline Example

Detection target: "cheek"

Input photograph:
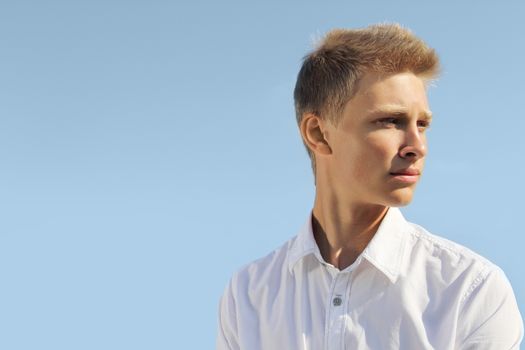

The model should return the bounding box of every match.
[352,138,395,177]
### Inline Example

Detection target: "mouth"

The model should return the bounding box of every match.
[389,168,421,184]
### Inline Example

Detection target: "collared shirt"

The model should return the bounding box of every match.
[217,208,523,350]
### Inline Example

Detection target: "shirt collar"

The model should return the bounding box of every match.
[287,207,409,283]
[360,207,408,283]
[287,212,323,272]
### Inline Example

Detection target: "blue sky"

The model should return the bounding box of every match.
[1,1,524,349]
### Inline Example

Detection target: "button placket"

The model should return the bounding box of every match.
[326,272,351,350]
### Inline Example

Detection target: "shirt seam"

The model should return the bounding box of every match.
[457,266,499,348]
[324,274,337,350]
[342,274,352,350]
[460,264,492,305]
[410,230,460,256]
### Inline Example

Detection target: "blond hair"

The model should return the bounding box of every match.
[293,23,440,169]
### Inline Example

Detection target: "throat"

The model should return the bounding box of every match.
[312,205,388,270]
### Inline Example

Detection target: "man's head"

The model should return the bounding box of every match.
[294,23,439,171]
[294,23,440,207]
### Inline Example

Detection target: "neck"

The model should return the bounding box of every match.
[312,191,388,270]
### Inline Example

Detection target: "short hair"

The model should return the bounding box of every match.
[293,23,440,170]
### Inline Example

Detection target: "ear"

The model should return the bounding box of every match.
[299,113,333,156]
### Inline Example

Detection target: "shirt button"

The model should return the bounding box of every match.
[333,296,342,306]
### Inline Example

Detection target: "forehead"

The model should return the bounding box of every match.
[341,71,430,121]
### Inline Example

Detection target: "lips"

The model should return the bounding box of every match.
[389,168,421,184]
[390,168,420,176]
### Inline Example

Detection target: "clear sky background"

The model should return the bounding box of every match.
[1,1,524,349]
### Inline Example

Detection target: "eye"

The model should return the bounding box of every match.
[376,117,399,127]
[417,120,431,131]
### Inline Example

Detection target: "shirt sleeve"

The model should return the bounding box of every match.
[456,266,524,350]
[216,279,240,350]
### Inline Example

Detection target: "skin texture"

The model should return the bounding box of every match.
[300,71,432,269]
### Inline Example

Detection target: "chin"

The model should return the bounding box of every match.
[388,198,413,207]
[383,189,415,207]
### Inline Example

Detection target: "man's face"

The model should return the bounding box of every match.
[323,71,431,207]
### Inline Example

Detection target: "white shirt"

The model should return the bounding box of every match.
[217,208,523,350]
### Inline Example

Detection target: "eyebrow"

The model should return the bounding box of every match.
[367,105,433,120]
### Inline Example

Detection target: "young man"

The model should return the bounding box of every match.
[217,24,523,349]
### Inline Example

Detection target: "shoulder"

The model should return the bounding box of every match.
[217,235,299,348]
[403,222,523,346]
[407,222,494,272]
[403,221,510,302]
[225,235,297,299]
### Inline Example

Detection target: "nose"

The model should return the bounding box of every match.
[399,127,427,160]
